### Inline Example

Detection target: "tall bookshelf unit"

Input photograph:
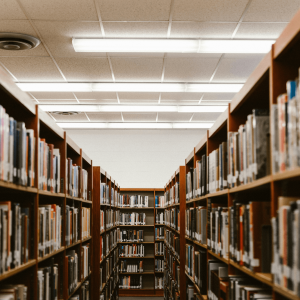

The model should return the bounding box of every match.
[118,188,164,297]
[0,66,95,300]
[92,167,119,300]
[163,9,300,300]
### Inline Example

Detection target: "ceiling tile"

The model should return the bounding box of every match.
[158,112,193,122]
[122,113,157,122]
[55,57,112,81]
[38,100,79,104]
[79,99,119,104]
[74,92,117,100]
[31,92,76,100]
[235,22,288,39]
[160,100,200,105]
[192,112,222,121]
[172,0,248,22]
[21,0,98,21]
[0,0,26,20]
[164,57,219,82]
[118,92,160,101]
[243,0,300,22]
[161,92,203,101]
[98,0,172,21]
[119,99,159,104]
[86,112,122,122]
[34,21,104,58]
[103,22,168,37]
[111,58,163,82]
[51,112,89,121]
[0,57,65,81]
[212,54,264,83]
[170,22,237,38]
[0,20,49,57]
[202,92,236,100]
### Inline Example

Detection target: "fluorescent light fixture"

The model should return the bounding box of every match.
[72,38,274,54]
[17,83,243,93]
[57,122,214,129]
[40,105,227,113]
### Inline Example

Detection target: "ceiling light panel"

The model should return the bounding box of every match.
[72,38,274,53]
[57,122,214,129]
[18,83,243,93]
[39,104,228,113]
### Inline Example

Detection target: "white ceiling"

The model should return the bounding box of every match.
[0,0,299,125]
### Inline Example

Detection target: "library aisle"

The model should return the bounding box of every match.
[1,1,300,300]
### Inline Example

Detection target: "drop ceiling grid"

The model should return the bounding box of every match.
[0,0,299,124]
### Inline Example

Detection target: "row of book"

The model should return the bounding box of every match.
[272,196,300,295]
[272,79,300,174]
[155,258,164,272]
[37,258,59,300]
[0,201,30,275]
[38,139,60,193]
[118,212,146,225]
[106,209,117,229]
[155,276,164,289]
[120,260,143,273]
[165,230,180,259]
[156,211,164,224]
[208,204,228,258]
[119,195,149,208]
[185,206,207,245]
[119,275,142,289]
[100,210,105,233]
[229,200,270,272]
[155,195,165,207]
[186,245,207,295]
[100,183,110,205]
[155,227,164,240]
[165,263,180,297]
[117,229,144,242]
[66,159,88,200]
[165,207,180,230]
[105,230,117,255]
[0,284,27,300]
[119,244,145,257]
[208,265,272,300]
[186,155,206,201]
[155,241,164,255]
[82,207,91,240]
[38,204,62,257]
[0,108,36,187]
[65,249,79,295]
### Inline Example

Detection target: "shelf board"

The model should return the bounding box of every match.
[119,256,154,259]
[155,254,164,257]
[155,271,164,274]
[66,195,92,203]
[193,240,207,249]
[120,272,154,275]
[0,259,36,281]
[185,271,206,299]
[38,190,65,197]
[209,108,228,138]
[273,167,300,182]
[0,181,38,193]
[118,225,154,227]
[155,223,164,226]
[208,250,228,264]
[229,260,273,287]
[106,225,117,232]
[273,285,300,300]
[206,189,228,198]
[118,207,154,209]
[186,195,207,203]
[82,236,92,243]
[155,207,165,209]
[229,175,271,193]
[67,282,81,300]
[38,247,65,263]
[165,225,180,234]
[66,240,81,249]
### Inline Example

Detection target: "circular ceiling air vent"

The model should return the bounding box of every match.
[53,111,80,116]
[0,33,41,51]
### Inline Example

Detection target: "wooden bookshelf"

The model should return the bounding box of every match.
[0,67,98,300]
[118,188,164,297]
[162,10,300,300]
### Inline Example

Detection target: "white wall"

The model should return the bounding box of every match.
[67,129,206,188]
